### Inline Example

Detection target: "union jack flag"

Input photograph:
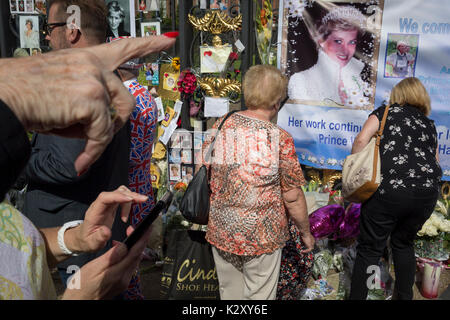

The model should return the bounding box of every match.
[127,80,157,227]
[124,80,157,300]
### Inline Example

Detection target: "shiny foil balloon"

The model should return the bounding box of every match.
[309,204,345,239]
[337,203,361,240]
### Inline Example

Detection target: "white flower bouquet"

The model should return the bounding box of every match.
[415,201,450,261]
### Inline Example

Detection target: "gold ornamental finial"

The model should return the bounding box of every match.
[197,77,241,98]
[189,10,242,47]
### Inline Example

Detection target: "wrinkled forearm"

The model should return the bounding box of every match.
[0,56,54,131]
[283,188,311,236]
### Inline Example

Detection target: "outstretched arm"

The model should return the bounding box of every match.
[0,35,176,177]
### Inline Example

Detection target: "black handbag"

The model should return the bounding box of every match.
[180,110,237,225]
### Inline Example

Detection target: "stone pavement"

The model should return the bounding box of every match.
[52,259,449,300]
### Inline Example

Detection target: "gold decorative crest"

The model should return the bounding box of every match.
[197,77,241,98]
[189,10,242,47]
[323,170,342,189]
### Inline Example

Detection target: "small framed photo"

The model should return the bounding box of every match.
[181,149,192,164]
[19,15,40,49]
[18,0,25,12]
[168,149,181,164]
[25,0,34,12]
[29,47,42,56]
[10,0,18,13]
[182,165,194,183]
[169,163,181,181]
[194,133,203,149]
[34,0,47,14]
[179,130,192,149]
[136,0,159,12]
[170,131,181,149]
[141,21,161,37]
[105,0,136,38]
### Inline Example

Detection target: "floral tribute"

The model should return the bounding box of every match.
[177,69,197,95]
[414,198,450,263]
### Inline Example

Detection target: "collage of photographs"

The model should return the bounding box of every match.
[10,0,163,51]
[168,129,211,185]
[9,0,46,14]
[10,0,45,51]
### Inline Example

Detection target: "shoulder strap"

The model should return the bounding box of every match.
[204,110,238,162]
[376,105,390,145]
[371,105,390,183]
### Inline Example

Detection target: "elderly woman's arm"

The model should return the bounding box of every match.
[283,187,315,253]
[351,115,379,154]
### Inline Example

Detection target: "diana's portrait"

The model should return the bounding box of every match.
[281,1,383,109]
[20,15,40,49]
[105,0,136,38]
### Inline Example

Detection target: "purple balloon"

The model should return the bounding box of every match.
[309,204,345,239]
[337,203,361,240]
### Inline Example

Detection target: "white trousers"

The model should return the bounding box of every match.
[212,247,282,300]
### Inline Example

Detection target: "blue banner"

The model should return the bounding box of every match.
[278,0,450,180]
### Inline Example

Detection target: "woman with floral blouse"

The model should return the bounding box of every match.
[201,65,315,300]
[349,77,442,300]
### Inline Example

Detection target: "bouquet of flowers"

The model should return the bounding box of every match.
[177,69,197,96]
[254,0,276,65]
[414,200,450,262]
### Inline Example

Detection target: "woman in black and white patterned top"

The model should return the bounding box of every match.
[349,77,442,300]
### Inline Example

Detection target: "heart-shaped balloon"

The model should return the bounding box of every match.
[309,204,345,239]
[335,203,361,240]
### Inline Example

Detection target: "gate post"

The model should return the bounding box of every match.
[179,0,193,70]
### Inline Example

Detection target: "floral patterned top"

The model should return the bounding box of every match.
[204,113,306,256]
[0,201,56,299]
[370,104,442,194]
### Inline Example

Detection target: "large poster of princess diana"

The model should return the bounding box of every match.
[279,0,384,110]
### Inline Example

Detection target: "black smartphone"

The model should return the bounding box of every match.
[123,191,173,249]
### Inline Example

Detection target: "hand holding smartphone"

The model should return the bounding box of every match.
[123,191,173,249]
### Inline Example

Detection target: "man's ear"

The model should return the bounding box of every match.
[67,25,81,44]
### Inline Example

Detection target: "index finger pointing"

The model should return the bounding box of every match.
[83,36,177,71]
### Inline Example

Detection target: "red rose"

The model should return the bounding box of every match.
[229,52,239,61]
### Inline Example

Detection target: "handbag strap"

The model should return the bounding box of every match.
[376,105,390,140]
[371,105,390,182]
[204,110,238,163]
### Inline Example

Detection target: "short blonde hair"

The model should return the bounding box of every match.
[243,65,288,110]
[389,77,431,116]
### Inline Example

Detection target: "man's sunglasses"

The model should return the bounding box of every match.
[44,22,67,36]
